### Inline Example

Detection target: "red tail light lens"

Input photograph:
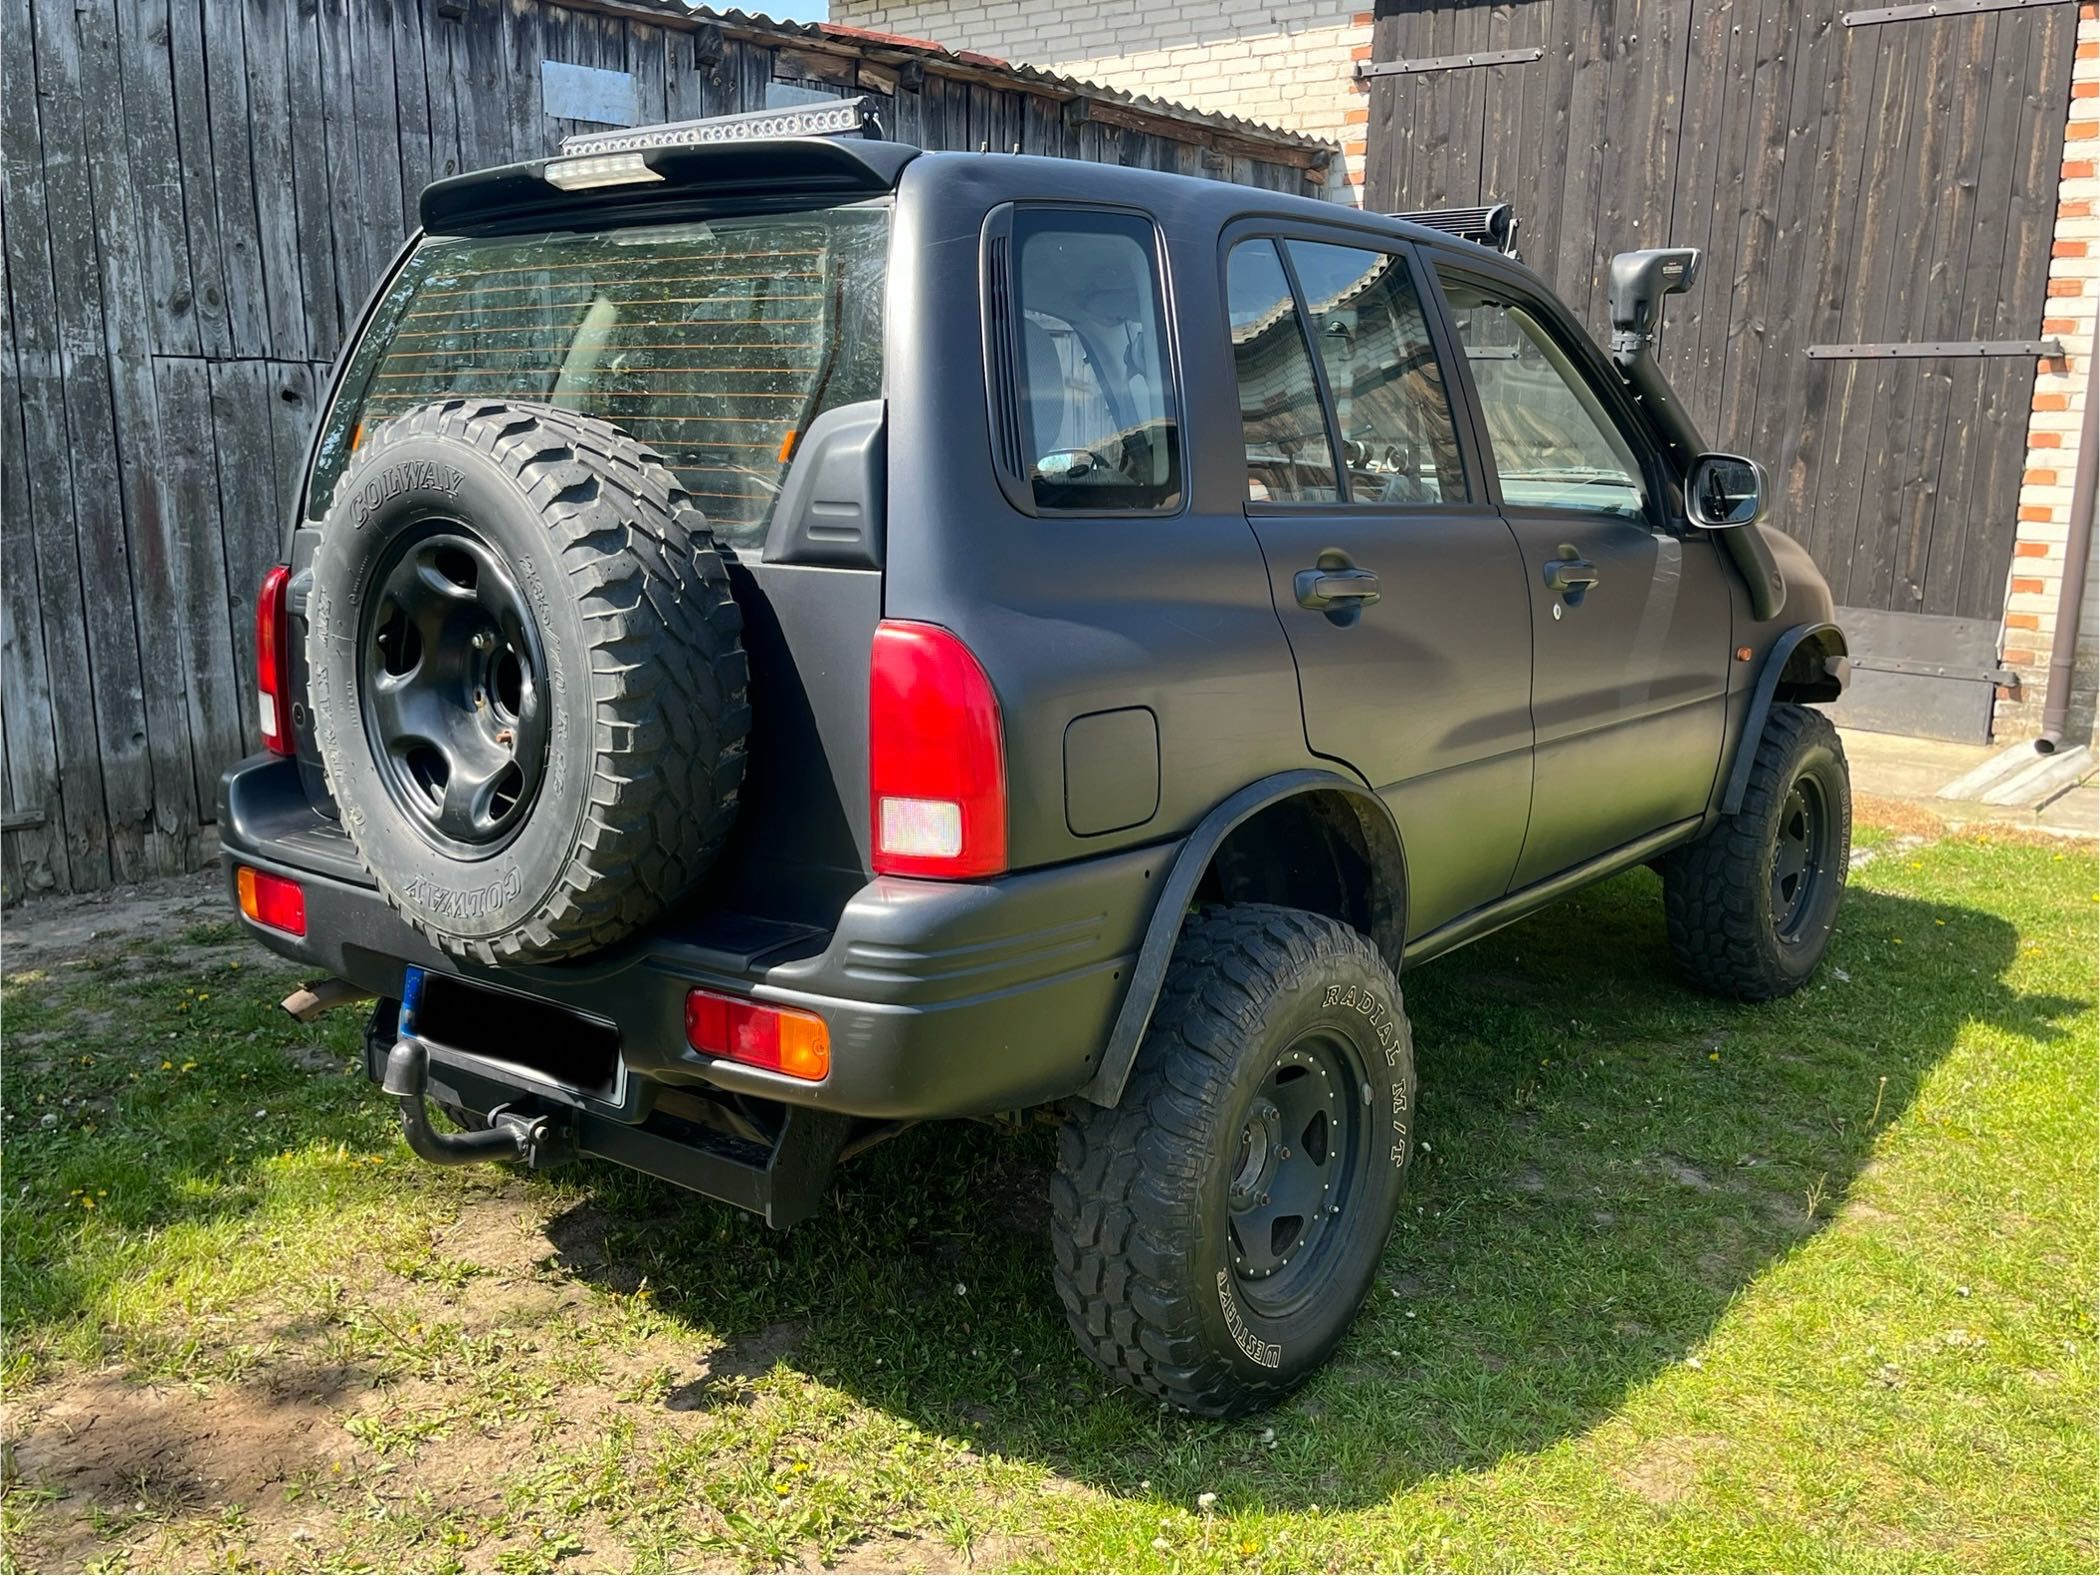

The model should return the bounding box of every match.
[869,620,1006,878]
[257,564,293,755]
[685,988,830,1081]
[236,866,307,936]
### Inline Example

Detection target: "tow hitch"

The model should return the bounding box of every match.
[380,1034,572,1169]
[379,968,573,1171]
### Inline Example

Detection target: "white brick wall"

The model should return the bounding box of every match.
[1999,3,2100,744]
[831,0,1373,200]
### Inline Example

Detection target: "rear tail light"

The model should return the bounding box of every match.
[684,988,830,1081]
[236,866,307,936]
[256,564,293,755]
[868,621,1007,878]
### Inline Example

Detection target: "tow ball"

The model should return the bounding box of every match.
[380,968,572,1170]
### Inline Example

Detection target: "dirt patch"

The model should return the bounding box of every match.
[2,869,226,975]
[7,1372,347,1558]
[1617,1433,1729,1507]
[1655,1155,1715,1190]
[1854,794,1950,843]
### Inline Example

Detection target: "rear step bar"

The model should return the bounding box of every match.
[362,983,849,1229]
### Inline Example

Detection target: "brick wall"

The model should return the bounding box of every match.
[1999,1,2100,744]
[829,0,1372,200]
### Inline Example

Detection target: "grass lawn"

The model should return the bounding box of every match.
[2,808,2094,1573]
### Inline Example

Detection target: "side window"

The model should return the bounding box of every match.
[1226,239,1339,503]
[1284,241,1465,504]
[1437,276,1649,522]
[1006,209,1181,512]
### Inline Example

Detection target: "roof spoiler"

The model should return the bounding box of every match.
[422,130,915,234]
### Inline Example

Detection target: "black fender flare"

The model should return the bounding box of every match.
[1079,769,1407,1108]
[1720,621,1850,815]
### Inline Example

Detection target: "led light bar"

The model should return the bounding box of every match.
[557,95,881,158]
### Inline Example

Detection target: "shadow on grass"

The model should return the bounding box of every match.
[3,867,2084,1523]
[534,871,2082,1509]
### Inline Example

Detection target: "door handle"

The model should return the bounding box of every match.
[1543,557,1600,595]
[1295,566,1383,611]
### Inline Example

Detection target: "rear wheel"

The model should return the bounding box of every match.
[1051,905,1413,1416]
[1662,703,1851,1001]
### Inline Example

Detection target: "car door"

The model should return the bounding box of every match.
[1429,262,1734,888]
[1227,227,1534,938]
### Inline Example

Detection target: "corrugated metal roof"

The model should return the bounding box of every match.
[597,1,1333,160]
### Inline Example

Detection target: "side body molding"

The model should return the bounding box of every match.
[1079,770,1408,1108]
[1720,621,1850,815]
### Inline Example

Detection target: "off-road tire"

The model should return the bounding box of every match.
[1051,905,1413,1416]
[1662,703,1850,1001]
[308,400,749,966]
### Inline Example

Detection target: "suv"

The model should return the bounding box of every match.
[222,103,1852,1417]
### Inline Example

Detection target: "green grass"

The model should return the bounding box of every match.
[2,820,2094,1572]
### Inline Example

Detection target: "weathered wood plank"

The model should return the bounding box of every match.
[201,0,272,355]
[454,0,514,169]
[210,359,285,756]
[2,0,106,889]
[391,0,439,227]
[165,0,235,358]
[242,0,309,358]
[423,0,469,182]
[351,0,409,290]
[31,0,156,880]
[151,355,248,809]
[285,0,344,359]
[1886,12,1995,615]
[118,0,203,358]
[0,206,71,897]
[627,17,668,126]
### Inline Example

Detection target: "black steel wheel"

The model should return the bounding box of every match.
[1770,773,1835,943]
[1052,904,1413,1416]
[361,526,550,856]
[308,401,749,966]
[1662,703,1852,1001]
[1226,1030,1370,1316]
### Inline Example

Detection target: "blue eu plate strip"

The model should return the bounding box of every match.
[398,967,426,1035]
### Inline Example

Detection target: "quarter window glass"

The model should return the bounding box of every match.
[1011,210,1180,511]
[1285,241,1464,504]
[1438,279,1648,521]
[1227,240,1339,503]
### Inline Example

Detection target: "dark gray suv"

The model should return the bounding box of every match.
[221,103,1852,1416]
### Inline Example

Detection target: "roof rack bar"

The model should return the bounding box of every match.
[1388,202,1519,258]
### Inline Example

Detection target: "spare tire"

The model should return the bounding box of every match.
[307,400,749,965]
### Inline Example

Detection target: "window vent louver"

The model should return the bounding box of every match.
[985,234,1025,477]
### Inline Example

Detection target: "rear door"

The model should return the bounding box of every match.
[1227,227,1534,938]
[1430,262,1734,887]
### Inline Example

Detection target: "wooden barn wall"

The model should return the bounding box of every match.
[0,0,1312,900]
[1365,0,2079,633]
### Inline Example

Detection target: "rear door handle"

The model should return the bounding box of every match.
[1543,557,1600,594]
[1295,566,1383,611]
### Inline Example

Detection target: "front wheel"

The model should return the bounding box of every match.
[1051,905,1413,1416]
[1662,703,1851,1001]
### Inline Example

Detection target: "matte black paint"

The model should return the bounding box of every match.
[231,143,1848,1199]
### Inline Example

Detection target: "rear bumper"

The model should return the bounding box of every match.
[220,754,1173,1121]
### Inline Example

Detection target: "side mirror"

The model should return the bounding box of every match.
[1686,452,1767,528]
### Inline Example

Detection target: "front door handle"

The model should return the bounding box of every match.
[1295,566,1383,611]
[1543,557,1600,595]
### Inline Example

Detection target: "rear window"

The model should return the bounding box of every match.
[307,205,888,551]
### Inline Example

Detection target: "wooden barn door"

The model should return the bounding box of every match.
[1363,0,2081,739]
